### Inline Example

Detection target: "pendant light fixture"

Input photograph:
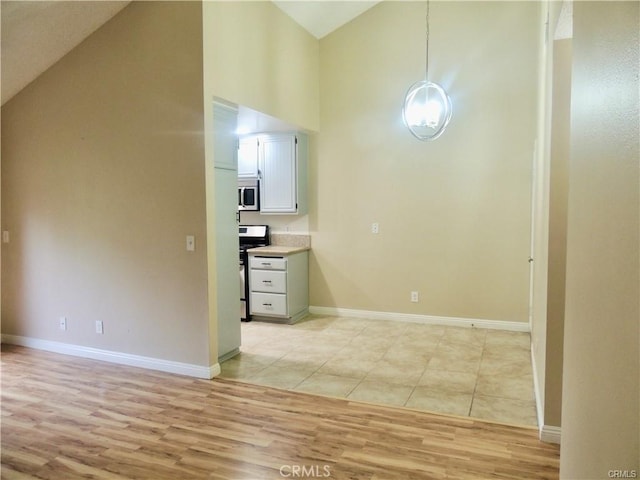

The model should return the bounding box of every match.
[402,0,452,141]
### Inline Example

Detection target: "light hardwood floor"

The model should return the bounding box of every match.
[1,344,559,479]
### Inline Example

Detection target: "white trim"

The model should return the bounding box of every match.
[540,425,561,444]
[530,344,545,430]
[529,343,560,444]
[1,334,219,380]
[209,362,221,378]
[308,306,530,332]
[218,347,240,363]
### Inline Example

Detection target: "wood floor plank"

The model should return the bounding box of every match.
[1,345,559,479]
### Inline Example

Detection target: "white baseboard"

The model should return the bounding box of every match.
[308,306,530,332]
[218,347,240,363]
[2,334,219,380]
[540,425,561,444]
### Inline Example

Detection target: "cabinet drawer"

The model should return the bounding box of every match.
[251,293,287,316]
[249,256,286,270]
[250,270,286,293]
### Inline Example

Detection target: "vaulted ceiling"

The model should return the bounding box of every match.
[273,1,380,38]
[0,1,380,106]
[1,1,130,105]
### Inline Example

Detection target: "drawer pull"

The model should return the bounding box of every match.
[262,280,272,284]
[263,303,272,307]
[261,262,272,266]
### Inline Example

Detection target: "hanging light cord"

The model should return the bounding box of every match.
[425,0,430,81]
[402,0,452,141]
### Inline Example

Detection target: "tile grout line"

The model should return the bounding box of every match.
[293,320,370,397]
[468,330,489,417]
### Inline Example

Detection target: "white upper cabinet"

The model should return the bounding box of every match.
[238,136,259,178]
[258,133,307,215]
[238,132,307,215]
[260,134,297,214]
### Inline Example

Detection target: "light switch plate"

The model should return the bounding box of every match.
[186,235,195,252]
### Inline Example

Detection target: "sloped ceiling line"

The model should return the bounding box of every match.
[1,1,131,105]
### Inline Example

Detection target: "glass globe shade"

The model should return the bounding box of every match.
[402,80,452,141]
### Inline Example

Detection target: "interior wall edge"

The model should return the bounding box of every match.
[531,349,561,444]
[531,345,545,430]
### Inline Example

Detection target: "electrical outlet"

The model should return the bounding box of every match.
[59,316,67,331]
[95,320,104,334]
[411,291,419,303]
[2,231,9,243]
[371,223,379,234]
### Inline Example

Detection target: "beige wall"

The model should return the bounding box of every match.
[561,1,639,477]
[202,1,319,133]
[312,2,539,322]
[1,2,209,366]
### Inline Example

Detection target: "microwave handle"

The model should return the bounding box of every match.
[239,187,245,207]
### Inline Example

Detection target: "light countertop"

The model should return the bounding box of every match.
[247,245,309,255]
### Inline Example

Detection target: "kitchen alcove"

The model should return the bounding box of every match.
[211,100,310,364]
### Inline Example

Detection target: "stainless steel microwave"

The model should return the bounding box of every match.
[238,179,259,211]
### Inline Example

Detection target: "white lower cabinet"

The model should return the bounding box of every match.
[249,251,308,323]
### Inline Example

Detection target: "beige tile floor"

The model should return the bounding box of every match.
[219,315,537,426]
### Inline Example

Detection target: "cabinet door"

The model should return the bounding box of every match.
[260,134,297,214]
[238,136,259,178]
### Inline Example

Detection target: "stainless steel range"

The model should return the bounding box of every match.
[239,225,270,321]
